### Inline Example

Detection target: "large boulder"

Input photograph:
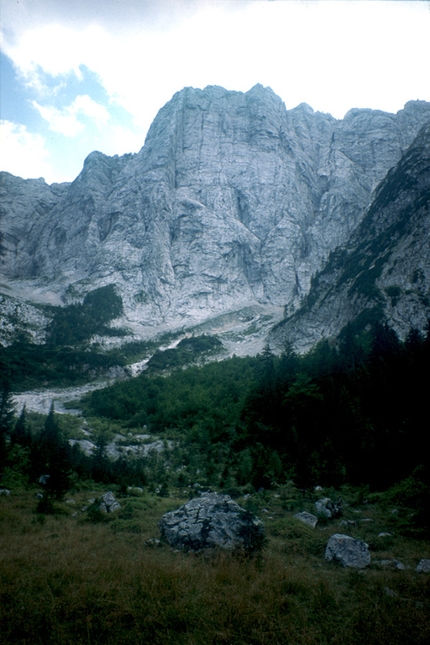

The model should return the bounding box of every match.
[294,511,318,528]
[159,492,265,552]
[416,559,430,573]
[325,533,370,568]
[99,491,121,513]
[315,497,342,519]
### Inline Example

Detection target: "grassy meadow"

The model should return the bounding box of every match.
[1,483,429,645]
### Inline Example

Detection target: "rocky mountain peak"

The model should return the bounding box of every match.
[1,86,430,348]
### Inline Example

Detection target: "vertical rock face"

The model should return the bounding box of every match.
[0,174,70,278]
[1,85,430,335]
[270,122,430,351]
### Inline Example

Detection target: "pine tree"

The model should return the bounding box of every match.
[259,343,276,391]
[0,382,15,473]
[36,403,71,499]
[12,404,31,448]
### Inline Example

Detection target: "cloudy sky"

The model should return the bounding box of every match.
[1,0,429,184]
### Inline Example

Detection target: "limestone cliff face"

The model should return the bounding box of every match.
[0,174,70,277]
[270,123,430,352]
[1,85,430,336]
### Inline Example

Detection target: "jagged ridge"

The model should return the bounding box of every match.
[1,85,430,347]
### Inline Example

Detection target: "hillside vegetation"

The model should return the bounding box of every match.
[1,320,430,643]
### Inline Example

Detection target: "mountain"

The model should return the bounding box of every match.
[1,85,430,350]
[270,122,430,352]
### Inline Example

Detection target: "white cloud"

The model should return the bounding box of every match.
[1,1,430,181]
[0,120,68,183]
[4,2,429,125]
[32,101,83,137]
[100,124,147,156]
[32,94,110,137]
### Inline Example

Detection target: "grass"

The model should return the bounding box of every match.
[1,487,430,645]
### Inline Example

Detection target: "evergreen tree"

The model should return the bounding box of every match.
[91,431,111,482]
[259,344,276,391]
[12,404,32,448]
[35,403,71,499]
[279,341,299,384]
[0,382,15,473]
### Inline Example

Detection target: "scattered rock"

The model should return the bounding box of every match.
[99,491,121,513]
[314,486,323,492]
[145,538,162,548]
[339,519,357,527]
[0,488,11,496]
[127,486,144,495]
[379,559,405,570]
[416,559,430,573]
[315,498,342,519]
[38,474,50,486]
[378,532,392,537]
[384,587,399,598]
[294,511,318,528]
[65,498,76,505]
[69,439,96,456]
[325,533,371,568]
[159,492,265,553]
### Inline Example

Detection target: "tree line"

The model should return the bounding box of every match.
[1,321,429,527]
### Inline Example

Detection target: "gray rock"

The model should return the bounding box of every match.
[69,439,96,456]
[294,511,318,528]
[38,474,50,486]
[158,492,265,552]
[2,87,430,349]
[271,122,430,352]
[315,497,342,519]
[416,559,430,573]
[325,533,371,568]
[379,559,405,570]
[99,491,121,513]
[127,486,144,495]
[0,488,11,496]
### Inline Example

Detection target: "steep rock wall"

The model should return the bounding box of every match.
[1,85,430,333]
